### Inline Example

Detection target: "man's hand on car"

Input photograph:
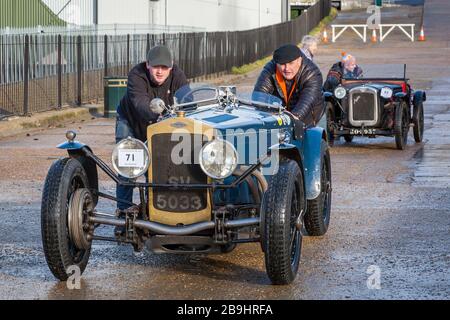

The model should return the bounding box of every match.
[149,98,166,115]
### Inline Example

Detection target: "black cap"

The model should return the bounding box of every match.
[147,45,173,68]
[273,44,302,64]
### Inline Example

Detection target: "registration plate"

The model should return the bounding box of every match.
[349,128,376,135]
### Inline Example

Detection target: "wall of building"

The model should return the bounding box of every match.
[99,0,283,31]
[41,0,93,25]
[2,0,284,32]
[98,0,149,25]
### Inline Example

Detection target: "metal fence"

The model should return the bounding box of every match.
[0,0,331,118]
[1,24,205,36]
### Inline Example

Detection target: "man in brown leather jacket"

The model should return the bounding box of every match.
[253,44,324,127]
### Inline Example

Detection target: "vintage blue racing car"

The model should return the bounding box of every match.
[41,85,332,285]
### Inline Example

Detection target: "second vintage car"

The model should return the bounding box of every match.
[325,64,426,149]
[41,85,332,285]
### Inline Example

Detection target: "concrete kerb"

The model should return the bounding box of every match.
[0,104,104,139]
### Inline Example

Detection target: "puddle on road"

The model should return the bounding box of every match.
[412,81,450,188]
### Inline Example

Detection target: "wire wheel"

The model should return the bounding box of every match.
[68,188,94,251]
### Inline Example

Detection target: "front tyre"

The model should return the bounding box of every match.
[344,135,354,143]
[304,140,332,236]
[395,101,409,150]
[262,159,305,285]
[220,243,237,254]
[326,103,336,147]
[41,158,93,281]
[413,101,424,143]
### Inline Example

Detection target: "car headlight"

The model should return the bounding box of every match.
[334,86,347,99]
[381,87,393,99]
[112,138,150,179]
[199,139,238,180]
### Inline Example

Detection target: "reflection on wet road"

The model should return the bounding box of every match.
[1,0,449,300]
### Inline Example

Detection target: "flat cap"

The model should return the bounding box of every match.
[147,45,173,68]
[273,44,302,64]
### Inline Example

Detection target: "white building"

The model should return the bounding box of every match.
[41,0,93,25]
[99,0,284,31]
[41,0,286,32]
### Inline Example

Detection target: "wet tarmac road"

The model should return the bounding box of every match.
[0,1,449,300]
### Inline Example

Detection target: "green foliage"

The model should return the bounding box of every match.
[309,8,338,37]
[231,56,273,75]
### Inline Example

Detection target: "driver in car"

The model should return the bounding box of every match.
[253,44,324,127]
[323,53,363,92]
[115,45,188,231]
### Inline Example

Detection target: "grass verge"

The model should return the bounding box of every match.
[231,8,338,75]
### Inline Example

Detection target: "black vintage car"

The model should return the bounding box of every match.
[324,64,426,149]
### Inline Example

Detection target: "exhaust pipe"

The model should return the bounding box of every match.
[89,214,260,236]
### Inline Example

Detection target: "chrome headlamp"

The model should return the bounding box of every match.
[112,138,150,179]
[199,139,238,180]
[334,86,347,99]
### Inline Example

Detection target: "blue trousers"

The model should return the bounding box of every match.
[115,115,135,210]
